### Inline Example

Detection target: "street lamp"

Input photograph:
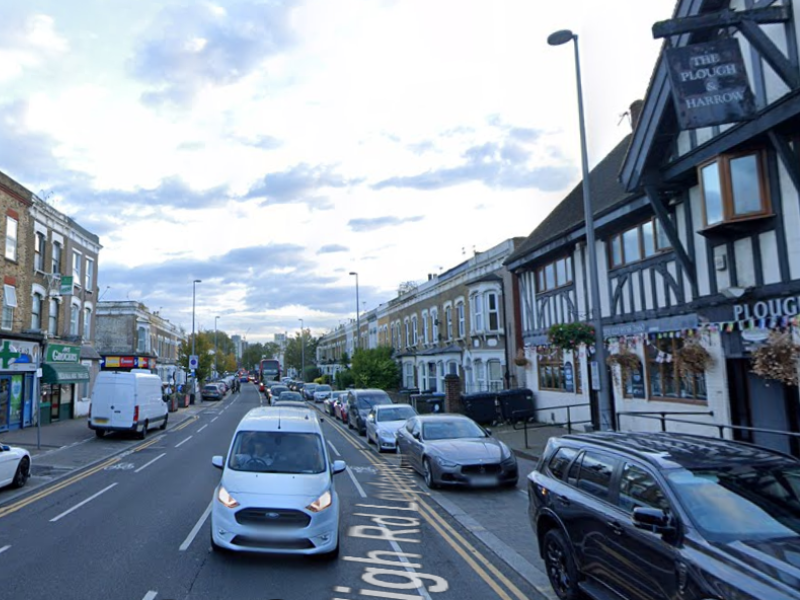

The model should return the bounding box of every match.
[349,271,360,351]
[547,29,613,431]
[299,318,305,381]
[214,315,220,377]
[191,279,202,404]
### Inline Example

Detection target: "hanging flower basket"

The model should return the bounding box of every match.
[513,348,530,367]
[675,341,713,377]
[751,331,800,386]
[547,322,595,351]
[606,350,641,371]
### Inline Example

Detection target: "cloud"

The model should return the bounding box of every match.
[130,2,296,106]
[348,215,424,232]
[317,244,349,254]
[246,163,352,205]
[0,13,69,82]
[0,100,64,182]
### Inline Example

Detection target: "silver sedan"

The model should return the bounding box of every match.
[365,403,417,452]
[396,414,518,489]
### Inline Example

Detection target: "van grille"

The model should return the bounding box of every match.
[235,508,311,528]
[231,535,313,550]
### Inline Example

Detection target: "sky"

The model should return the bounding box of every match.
[0,0,677,343]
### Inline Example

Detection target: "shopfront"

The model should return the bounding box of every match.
[40,343,90,424]
[0,338,39,432]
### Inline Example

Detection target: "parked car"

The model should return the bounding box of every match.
[366,403,417,452]
[0,442,31,489]
[326,391,347,417]
[272,400,309,409]
[527,432,800,600]
[201,384,224,401]
[210,407,346,556]
[313,384,333,404]
[334,395,350,424]
[396,414,518,489]
[345,389,394,435]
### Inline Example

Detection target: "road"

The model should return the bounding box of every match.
[0,384,553,600]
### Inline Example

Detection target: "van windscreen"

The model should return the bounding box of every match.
[228,431,326,474]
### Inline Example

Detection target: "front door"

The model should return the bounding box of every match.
[728,359,800,456]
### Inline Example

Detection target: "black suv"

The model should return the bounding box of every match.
[346,389,393,435]
[528,432,800,600]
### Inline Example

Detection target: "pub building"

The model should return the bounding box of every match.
[506,0,800,456]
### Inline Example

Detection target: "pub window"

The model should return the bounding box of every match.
[537,256,573,292]
[647,337,707,403]
[609,219,672,268]
[538,348,568,392]
[699,150,771,227]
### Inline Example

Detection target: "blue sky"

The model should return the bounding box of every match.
[0,0,676,342]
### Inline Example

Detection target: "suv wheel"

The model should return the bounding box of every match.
[543,529,580,600]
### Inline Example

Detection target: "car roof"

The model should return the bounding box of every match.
[236,407,321,433]
[416,413,473,422]
[350,388,390,395]
[557,431,799,470]
[374,403,412,411]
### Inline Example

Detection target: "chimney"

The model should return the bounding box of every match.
[629,99,644,131]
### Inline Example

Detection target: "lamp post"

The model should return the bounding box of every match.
[349,271,360,351]
[214,315,220,378]
[547,29,613,431]
[191,279,202,404]
[299,318,305,381]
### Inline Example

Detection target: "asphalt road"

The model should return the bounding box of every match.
[0,385,552,600]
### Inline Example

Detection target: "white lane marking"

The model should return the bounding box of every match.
[0,545,10,555]
[197,424,208,433]
[175,436,193,448]
[327,440,341,456]
[142,592,158,600]
[180,501,213,551]
[346,466,367,498]
[386,532,433,600]
[50,483,118,523]
[135,453,167,474]
[211,417,219,423]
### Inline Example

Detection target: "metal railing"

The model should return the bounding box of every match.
[513,402,592,449]
[616,410,800,451]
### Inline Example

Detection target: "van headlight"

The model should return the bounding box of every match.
[307,490,332,513]
[217,486,240,509]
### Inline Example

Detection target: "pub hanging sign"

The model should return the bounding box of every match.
[666,38,756,130]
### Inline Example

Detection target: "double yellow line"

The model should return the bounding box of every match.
[327,418,530,600]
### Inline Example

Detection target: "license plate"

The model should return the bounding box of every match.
[93,418,109,424]
[470,476,498,487]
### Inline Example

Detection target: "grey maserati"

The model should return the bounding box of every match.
[396,414,518,489]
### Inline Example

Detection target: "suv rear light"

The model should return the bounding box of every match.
[133,405,139,423]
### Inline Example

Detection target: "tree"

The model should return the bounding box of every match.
[177,331,215,382]
[350,347,400,390]
[284,329,319,378]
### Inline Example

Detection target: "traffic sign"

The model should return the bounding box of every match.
[189,355,199,369]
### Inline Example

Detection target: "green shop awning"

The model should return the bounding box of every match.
[41,363,90,384]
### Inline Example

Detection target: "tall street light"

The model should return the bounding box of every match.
[191,279,202,403]
[214,315,220,377]
[547,29,613,431]
[349,271,360,351]
[299,318,305,381]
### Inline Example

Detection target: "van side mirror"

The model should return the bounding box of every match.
[211,456,224,469]
[332,460,347,474]
[0,445,9,452]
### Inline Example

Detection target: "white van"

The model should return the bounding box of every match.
[89,371,169,439]
[211,407,346,557]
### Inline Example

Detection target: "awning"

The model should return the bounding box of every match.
[41,363,90,384]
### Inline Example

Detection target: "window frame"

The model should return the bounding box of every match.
[34,232,46,272]
[2,284,17,330]
[70,303,80,336]
[48,298,60,335]
[456,301,465,338]
[5,216,18,261]
[536,256,573,293]
[698,149,772,228]
[471,293,484,333]
[72,251,82,287]
[31,292,43,330]
[646,337,708,404]
[85,257,94,290]
[52,241,62,275]
[608,218,672,269]
[537,348,569,392]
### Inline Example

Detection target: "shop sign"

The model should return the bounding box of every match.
[59,276,74,295]
[45,343,80,363]
[104,356,120,368]
[564,362,575,393]
[666,39,756,129]
[0,339,40,369]
[734,296,800,322]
